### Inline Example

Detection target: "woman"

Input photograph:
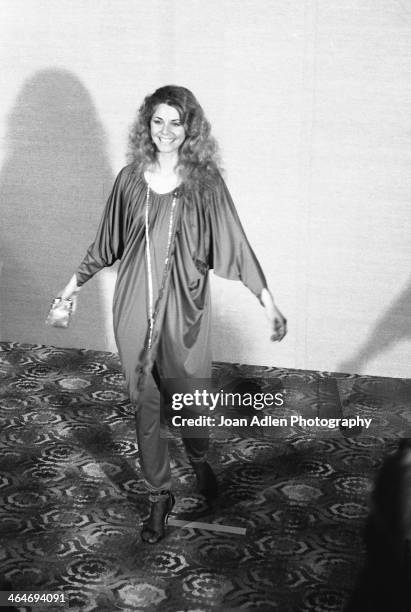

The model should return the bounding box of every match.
[58,85,287,543]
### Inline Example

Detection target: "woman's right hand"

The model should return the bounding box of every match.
[58,274,81,312]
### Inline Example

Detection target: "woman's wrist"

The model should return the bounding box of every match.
[71,274,81,293]
[60,274,81,300]
[260,288,275,314]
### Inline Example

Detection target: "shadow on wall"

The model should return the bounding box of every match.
[0,68,115,350]
[338,276,411,376]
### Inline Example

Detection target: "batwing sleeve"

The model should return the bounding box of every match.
[208,175,267,300]
[75,169,127,287]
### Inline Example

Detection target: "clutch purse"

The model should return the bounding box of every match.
[46,297,74,328]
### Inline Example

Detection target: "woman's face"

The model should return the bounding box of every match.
[150,103,186,155]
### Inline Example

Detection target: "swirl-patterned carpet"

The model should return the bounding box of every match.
[0,341,409,611]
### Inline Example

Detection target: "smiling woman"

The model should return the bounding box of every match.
[55,84,287,545]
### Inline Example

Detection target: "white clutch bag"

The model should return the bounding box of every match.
[46,297,74,328]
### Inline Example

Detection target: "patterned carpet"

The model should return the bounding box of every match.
[0,341,410,611]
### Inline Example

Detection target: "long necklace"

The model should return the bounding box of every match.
[145,184,178,349]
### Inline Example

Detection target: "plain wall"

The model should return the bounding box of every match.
[1,0,410,378]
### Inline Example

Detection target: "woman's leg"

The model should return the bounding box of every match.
[134,365,175,543]
[155,370,218,500]
[134,367,172,493]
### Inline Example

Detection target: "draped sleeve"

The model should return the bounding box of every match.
[75,168,128,286]
[207,174,267,299]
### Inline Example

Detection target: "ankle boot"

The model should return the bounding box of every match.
[190,460,218,500]
[141,491,175,544]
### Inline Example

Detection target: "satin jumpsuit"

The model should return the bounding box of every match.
[76,165,267,492]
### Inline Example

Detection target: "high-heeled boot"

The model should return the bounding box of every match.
[189,460,218,500]
[140,490,175,544]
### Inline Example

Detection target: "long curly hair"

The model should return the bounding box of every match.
[128,85,222,191]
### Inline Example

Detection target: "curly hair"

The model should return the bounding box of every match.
[128,85,222,191]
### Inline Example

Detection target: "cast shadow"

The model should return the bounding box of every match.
[338,276,411,376]
[0,68,115,349]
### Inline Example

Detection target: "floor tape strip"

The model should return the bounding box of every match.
[168,518,246,535]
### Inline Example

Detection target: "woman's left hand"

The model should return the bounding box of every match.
[268,305,287,342]
[260,288,287,342]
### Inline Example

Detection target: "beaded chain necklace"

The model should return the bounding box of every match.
[144,184,178,349]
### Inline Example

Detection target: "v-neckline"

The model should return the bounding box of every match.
[143,172,182,196]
